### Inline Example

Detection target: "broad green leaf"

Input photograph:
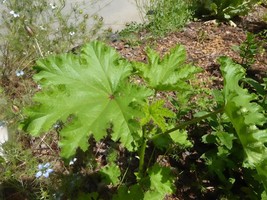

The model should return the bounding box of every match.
[134,45,201,91]
[169,129,193,148]
[113,185,144,200]
[23,41,153,158]
[216,131,236,150]
[100,163,121,185]
[141,100,175,131]
[144,164,174,199]
[219,56,267,193]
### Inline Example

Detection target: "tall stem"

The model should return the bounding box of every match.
[138,126,147,178]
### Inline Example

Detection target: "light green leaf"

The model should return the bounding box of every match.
[23,41,153,158]
[219,56,267,193]
[134,45,201,91]
[100,163,121,185]
[113,185,144,200]
[216,131,235,150]
[141,100,175,131]
[169,129,192,148]
[144,164,175,199]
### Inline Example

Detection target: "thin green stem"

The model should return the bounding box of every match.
[150,107,224,141]
[138,126,147,178]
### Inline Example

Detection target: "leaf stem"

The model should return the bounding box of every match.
[150,107,224,140]
[138,126,148,178]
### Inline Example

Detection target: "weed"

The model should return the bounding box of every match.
[232,32,260,68]
[132,0,193,37]
[144,0,193,36]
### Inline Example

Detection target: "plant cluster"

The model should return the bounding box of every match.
[192,0,260,20]
[233,32,261,68]
[0,0,266,199]
[133,0,193,37]
[21,41,267,199]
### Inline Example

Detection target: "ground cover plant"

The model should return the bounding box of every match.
[21,42,267,198]
[0,0,267,199]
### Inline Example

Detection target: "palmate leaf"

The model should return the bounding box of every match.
[134,45,201,91]
[141,99,175,131]
[113,164,174,200]
[144,164,175,200]
[23,41,152,158]
[100,163,121,185]
[219,57,267,193]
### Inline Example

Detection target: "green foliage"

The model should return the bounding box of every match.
[113,164,174,200]
[135,0,193,36]
[144,164,175,199]
[0,0,103,77]
[219,56,267,194]
[193,0,259,19]
[134,44,201,91]
[100,163,121,185]
[169,129,193,148]
[0,141,42,199]
[23,41,203,199]
[141,100,175,131]
[23,41,152,158]
[232,32,260,68]
[21,39,267,198]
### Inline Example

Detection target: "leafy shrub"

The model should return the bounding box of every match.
[192,0,260,20]
[136,0,193,36]
[232,32,260,68]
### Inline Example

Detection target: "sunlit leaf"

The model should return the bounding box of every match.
[23,41,152,158]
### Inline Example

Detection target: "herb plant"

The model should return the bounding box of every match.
[22,41,267,198]
[232,32,260,68]
[22,41,200,198]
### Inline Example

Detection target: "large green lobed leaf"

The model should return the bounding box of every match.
[23,41,152,158]
[219,56,267,193]
[134,44,201,91]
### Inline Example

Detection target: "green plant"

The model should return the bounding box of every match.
[192,0,259,20]
[219,57,267,196]
[232,32,260,68]
[22,41,201,198]
[0,1,105,198]
[0,141,40,199]
[136,0,193,36]
[22,41,267,198]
